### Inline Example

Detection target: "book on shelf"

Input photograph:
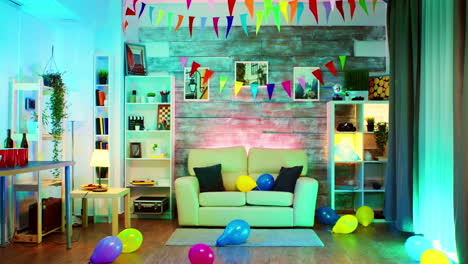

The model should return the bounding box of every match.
[95,117,109,135]
[95,140,108,150]
[95,89,106,106]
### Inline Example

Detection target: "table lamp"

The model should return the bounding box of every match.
[90,149,109,192]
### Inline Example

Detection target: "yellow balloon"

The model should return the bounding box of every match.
[356,206,374,227]
[117,228,143,253]
[420,249,450,264]
[236,175,257,192]
[332,215,358,234]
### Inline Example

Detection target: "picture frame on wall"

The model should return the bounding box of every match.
[293,67,320,101]
[125,43,147,76]
[183,67,210,101]
[235,61,268,87]
[129,142,142,158]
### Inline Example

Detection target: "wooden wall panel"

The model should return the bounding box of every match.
[140,25,386,208]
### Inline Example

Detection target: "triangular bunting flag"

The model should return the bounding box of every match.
[336,1,345,21]
[246,0,255,18]
[180,57,188,70]
[213,17,220,38]
[324,2,332,23]
[190,62,201,77]
[189,16,195,37]
[200,17,207,36]
[156,10,164,25]
[167,12,174,31]
[372,0,377,13]
[279,1,289,24]
[326,61,338,76]
[297,2,305,24]
[272,5,281,32]
[220,76,229,92]
[174,15,184,32]
[309,0,319,24]
[133,0,139,10]
[226,16,234,38]
[208,0,214,10]
[312,69,324,85]
[228,0,237,17]
[240,13,249,36]
[235,81,243,96]
[349,0,356,20]
[203,69,215,86]
[264,0,273,20]
[123,20,129,32]
[149,6,154,24]
[339,56,347,70]
[289,0,298,24]
[186,0,192,10]
[330,0,336,10]
[250,84,259,101]
[297,77,306,90]
[282,81,292,98]
[256,10,264,35]
[267,84,275,100]
[359,0,369,15]
[126,7,136,16]
[138,2,146,18]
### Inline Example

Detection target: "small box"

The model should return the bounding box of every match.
[133,196,169,214]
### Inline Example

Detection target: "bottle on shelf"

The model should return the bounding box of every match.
[20,133,28,148]
[129,90,137,103]
[4,129,14,148]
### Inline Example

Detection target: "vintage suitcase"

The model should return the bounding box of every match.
[29,197,62,234]
[133,196,169,214]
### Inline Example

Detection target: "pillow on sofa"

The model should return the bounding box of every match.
[193,164,225,192]
[271,166,303,193]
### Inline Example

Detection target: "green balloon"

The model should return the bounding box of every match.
[117,228,143,253]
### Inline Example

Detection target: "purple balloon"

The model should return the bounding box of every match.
[188,243,215,264]
[90,236,123,264]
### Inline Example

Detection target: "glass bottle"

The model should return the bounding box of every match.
[4,129,14,148]
[20,133,28,148]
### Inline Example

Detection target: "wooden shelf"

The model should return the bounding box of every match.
[126,130,170,133]
[14,179,62,192]
[126,158,171,161]
[126,103,169,105]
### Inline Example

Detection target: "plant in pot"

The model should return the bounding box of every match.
[366,117,375,132]
[147,92,156,103]
[42,72,62,87]
[98,70,108,85]
[375,122,389,161]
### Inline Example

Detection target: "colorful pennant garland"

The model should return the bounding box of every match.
[189,16,195,37]
[200,17,207,36]
[167,12,174,31]
[208,0,214,10]
[138,2,146,18]
[174,15,184,32]
[330,0,336,10]
[245,0,255,18]
[349,0,356,20]
[228,0,237,17]
[240,13,249,36]
[296,2,305,24]
[312,69,324,85]
[372,0,377,13]
[235,81,243,96]
[282,81,292,98]
[123,20,129,32]
[149,6,154,24]
[186,0,192,10]
[326,61,338,76]
[125,7,136,16]
[267,84,275,100]
[272,5,281,32]
[359,0,369,15]
[226,16,234,38]
[203,69,215,86]
[213,17,220,38]
[336,1,345,21]
[133,0,139,11]
[220,76,229,92]
[339,56,347,70]
[309,0,319,24]
[180,57,188,69]
[256,10,264,35]
[250,84,259,101]
[155,10,164,25]
[264,0,273,20]
[279,1,289,24]
[190,62,201,77]
[324,2,332,23]
[289,0,298,24]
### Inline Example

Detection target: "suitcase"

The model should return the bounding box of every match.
[133,196,169,214]
[28,197,62,234]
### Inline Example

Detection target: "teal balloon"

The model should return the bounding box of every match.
[256,174,274,191]
[216,219,250,246]
[404,235,433,261]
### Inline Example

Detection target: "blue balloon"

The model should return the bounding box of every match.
[90,236,123,264]
[256,174,275,191]
[316,206,340,225]
[216,219,251,246]
[404,235,433,261]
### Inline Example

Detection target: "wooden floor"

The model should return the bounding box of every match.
[0,216,412,264]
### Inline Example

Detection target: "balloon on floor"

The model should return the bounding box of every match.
[316,206,340,225]
[188,243,215,264]
[332,215,358,234]
[404,235,433,261]
[256,173,274,191]
[216,219,251,246]
[355,206,374,227]
[90,236,123,264]
[117,228,144,253]
[420,249,450,264]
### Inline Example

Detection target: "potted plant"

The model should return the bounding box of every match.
[42,72,62,87]
[147,92,156,103]
[375,122,389,160]
[98,70,108,85]
[366,117,375,132]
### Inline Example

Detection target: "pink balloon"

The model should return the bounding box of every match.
[188,244,215,264]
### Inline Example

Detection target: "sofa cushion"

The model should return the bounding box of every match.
[248,148,308,181]
[246,191,294,206]
[272,166,303,193]
[199,192,246,207]
[194,164,225,192]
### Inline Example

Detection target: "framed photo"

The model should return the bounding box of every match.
[125,43,147,76]
[129,142,142,158]
[184,67,210,101]
[157,104,171,130]
[293,67,320,101]
[368,75,390,100]
[235,61,268,87]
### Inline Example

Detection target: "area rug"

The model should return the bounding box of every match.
[166,228,324,247]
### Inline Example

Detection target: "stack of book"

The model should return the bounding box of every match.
[95,141,108,150]
[95,117,109,135]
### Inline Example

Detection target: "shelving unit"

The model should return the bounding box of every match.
[124,75,174,219]
[327,101,389,217]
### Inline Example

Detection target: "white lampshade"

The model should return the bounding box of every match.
[90,149,110,167]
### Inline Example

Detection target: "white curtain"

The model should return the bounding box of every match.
[416,0,457,260]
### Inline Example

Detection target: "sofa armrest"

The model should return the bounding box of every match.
[175,176,200,226]
[293,177,319,227]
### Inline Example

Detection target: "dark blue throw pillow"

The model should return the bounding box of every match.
[271,166,303,193]
[193,164,225,192]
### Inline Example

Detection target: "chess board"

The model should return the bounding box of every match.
[157,104,171,130]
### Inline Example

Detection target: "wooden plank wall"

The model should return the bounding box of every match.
[140,26,386,207]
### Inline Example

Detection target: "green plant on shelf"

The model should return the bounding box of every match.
[152,144,158,151]
[147,92,156,97]
[366,117,375,132]
[98,70,108,84]
[375,122,388,155]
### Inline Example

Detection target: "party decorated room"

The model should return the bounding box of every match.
[0,0,467,263]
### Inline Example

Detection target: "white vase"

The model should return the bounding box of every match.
[147,97,156,103]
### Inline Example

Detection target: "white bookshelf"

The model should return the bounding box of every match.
[327,101,389,216]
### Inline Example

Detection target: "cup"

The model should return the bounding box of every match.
[140,96,146,103]
[135,125,140,131]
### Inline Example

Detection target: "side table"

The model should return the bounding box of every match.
[70,188,131,236]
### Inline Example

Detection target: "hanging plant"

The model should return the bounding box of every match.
[375,122,389,156]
